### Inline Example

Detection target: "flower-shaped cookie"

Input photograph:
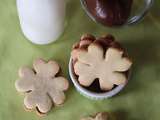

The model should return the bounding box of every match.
[74,44,132,91]
[81,112,108,120]
[15,58,69,114]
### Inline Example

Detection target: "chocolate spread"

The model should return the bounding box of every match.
[84,0,133,26]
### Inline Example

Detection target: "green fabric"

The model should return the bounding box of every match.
[0,0,160,120]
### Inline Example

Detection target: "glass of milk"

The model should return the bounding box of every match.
[17,0,66,45]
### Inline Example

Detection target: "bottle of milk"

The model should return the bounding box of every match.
[17,0,66,45]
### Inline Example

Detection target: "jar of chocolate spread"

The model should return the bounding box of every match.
[81,0,153,27]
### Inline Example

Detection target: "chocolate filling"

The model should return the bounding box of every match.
[36,107,46,115]
[84,0,133,26]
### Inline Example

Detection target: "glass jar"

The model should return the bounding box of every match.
[80,0,153,27]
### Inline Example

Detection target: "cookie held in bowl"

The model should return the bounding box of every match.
[15,58,69,115]
[81,112,109,120]
[70,34,132,99]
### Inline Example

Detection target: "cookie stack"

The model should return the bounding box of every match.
[70,34,132,99]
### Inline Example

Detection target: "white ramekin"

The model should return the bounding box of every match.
[69,58,128,100]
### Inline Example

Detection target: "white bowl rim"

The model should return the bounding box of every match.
[69,58,127,100]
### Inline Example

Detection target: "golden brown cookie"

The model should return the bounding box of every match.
[81,112,109,120]
[15,58,69,115]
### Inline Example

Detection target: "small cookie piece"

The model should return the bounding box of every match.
[80,34,95,47]
[15,58,69,115]
[81,112,108,120]
[74,43,132,91]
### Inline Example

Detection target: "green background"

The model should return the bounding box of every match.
[0,0,160,120]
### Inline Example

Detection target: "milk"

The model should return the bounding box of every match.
[17,0,66,45]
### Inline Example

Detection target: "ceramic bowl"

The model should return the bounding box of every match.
[69,58,128,100]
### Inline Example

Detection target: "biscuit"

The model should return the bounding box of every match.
[81,112,109,120]
[15,58,69,115]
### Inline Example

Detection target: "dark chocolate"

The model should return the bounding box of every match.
[84,0,133,26]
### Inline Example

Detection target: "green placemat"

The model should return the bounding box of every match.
[0,0,160,120]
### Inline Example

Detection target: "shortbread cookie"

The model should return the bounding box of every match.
[72,34,132,91]
[15,58,69,115]
[81,112,109,120]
